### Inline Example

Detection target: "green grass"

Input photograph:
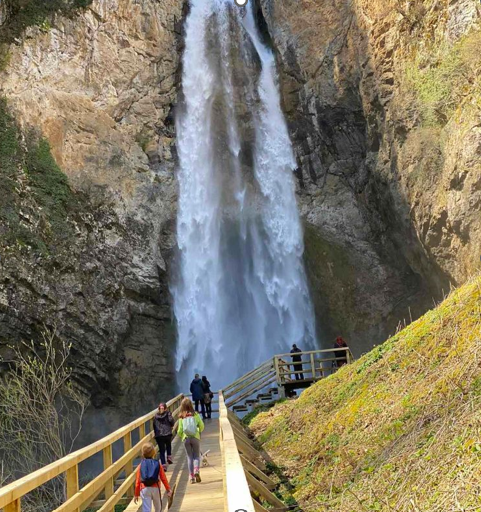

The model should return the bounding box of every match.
[248,275,481,511]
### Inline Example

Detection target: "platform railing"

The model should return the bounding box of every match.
[274,347,354,386]
[0,394,184,512]
[218,392,255,512]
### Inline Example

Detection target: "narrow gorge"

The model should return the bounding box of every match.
[0,0,480,443]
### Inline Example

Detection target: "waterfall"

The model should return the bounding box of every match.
[173,0,316,390]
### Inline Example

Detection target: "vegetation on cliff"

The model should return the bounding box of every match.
[0,0,92,70]
[247,275,481,511]
[0,97,81,254]
[0,0,92,43]
[404,28,481,128]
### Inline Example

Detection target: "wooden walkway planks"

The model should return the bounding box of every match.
[124,419,224,512]
[167,419,224,512]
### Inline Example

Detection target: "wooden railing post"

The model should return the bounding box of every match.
[310,353,315,380]
[123,432,133,497]
[274,356,280,384]
[103,444,114,506]
[139,422,146,440]
[347,349,353,364]
[5,499,21,512]
[66,465,79,512]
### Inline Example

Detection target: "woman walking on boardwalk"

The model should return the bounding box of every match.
[202,376,214,419]
[178,397,205,484]
[153,402,175,471]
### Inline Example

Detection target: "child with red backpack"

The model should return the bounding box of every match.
[134,442,172,512]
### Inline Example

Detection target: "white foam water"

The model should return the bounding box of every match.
[173,0,316,390]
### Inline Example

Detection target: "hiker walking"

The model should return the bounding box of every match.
[190,373,206,419]
[134,442,172,512]
[153,402,175,471]
[290,343,304,380]
[178,397,205,484]
[202,375,214,419]
[333,336,348,367]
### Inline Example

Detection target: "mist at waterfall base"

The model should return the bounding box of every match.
[172,0,317,392]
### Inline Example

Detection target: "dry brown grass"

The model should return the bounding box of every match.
[249,276,481,511]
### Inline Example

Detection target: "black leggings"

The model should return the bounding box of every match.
[205,401,212,418]
[155,435,172,465]
[194,399,206,418]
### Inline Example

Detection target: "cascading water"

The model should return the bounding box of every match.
[173,0,316,390]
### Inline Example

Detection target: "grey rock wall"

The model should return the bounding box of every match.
[0,0,186,432]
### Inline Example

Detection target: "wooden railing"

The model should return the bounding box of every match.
[222,359,276,408]
[218,392,255,512]
[0,394,184,512]
[274,347,354,386]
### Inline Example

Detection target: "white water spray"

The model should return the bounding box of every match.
[173,0,316,390]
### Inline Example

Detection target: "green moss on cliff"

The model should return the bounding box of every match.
[0,97,78,253]
[0,0,92,70]
[0,0,92,44]
[248,275,481,511]
[405,29,481,127]
[303,224,357,334]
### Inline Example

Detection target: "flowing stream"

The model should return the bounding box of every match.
[173,0,316,389]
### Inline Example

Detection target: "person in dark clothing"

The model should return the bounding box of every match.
[290,344,304,380]
[201,376,213,419]
[190,374,206,419]
[333,336,348,367]
[153,402,175,470]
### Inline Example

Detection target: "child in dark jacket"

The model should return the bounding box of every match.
[153,402,175,470]
[134,442,171,512]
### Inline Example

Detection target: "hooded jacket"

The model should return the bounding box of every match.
[190,378,205,401]
[153,411,175,438]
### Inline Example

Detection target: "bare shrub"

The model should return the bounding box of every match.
[0,328,88,512]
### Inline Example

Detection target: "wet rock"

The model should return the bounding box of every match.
[259,0,481,354]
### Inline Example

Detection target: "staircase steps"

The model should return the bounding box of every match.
[233,405,249,412]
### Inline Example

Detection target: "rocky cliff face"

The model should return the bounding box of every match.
[0,0,185,435]
[258,0,481,353]
[1,0,479,436]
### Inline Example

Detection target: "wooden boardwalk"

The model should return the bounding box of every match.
[124,419,224,512]
[0,352,354,512]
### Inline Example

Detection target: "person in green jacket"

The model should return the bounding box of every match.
[177,397,205,484]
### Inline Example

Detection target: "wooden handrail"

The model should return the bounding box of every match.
[219,392,255,512]
[0,393,184,511]
[274,347,352,358]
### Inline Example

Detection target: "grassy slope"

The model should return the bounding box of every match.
[248,276,481,511]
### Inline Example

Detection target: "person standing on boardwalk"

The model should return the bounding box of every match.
[134,442,172,512]
[290,344,304,380]
[202,375,214,419]
[190,373,206,419]
[333,336,349,367]
[178,397,205,484]
[153,402,175,471]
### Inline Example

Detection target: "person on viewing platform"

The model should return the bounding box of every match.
[190,373,206,419]
[202,375,214,419]
[178,397,205,484]
[333,336,349,367]
[290,343,304,380]
[153,402,175,471]
[134,442,172,512]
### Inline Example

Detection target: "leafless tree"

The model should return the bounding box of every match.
[0,328,88,511]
